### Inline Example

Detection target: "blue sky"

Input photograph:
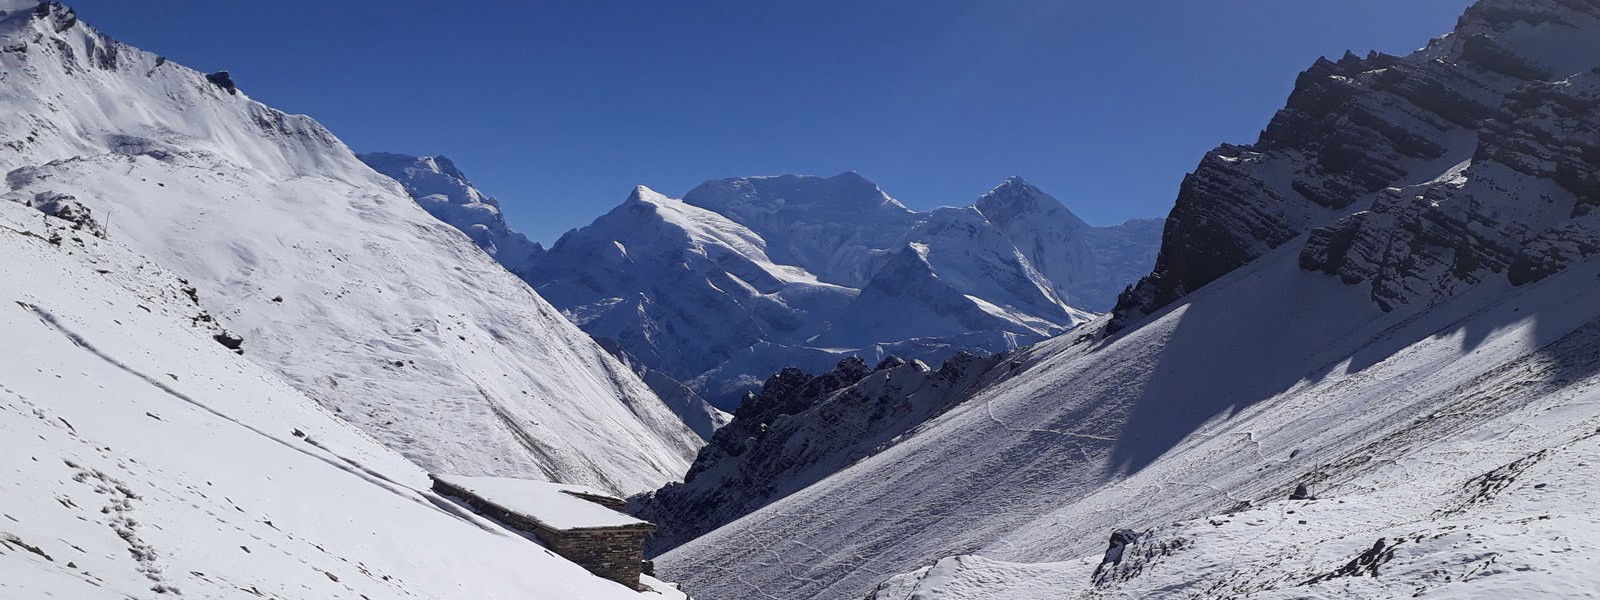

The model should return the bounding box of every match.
[66,1,1473,243]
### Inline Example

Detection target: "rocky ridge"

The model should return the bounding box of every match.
[631,351,1010,555]
[1111,0,1600,332]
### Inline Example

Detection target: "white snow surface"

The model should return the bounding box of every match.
[0,5,699,496]
[356,152,545,279]
[434,475,647,531]
[0,199,686,599]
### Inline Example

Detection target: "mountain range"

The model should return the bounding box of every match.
[363,160,1162,408]
[8,0,1600,599]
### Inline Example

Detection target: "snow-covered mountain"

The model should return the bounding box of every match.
[654,1,1600,598]
[357,152,545,279]
[527,173,1152,407]
[0,184,687,598]
[360,157,732,440]
[680,172,920,287]
[0,0,699,497]
[976,176,1162,310]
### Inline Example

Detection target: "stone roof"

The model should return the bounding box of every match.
[432,475,649,531]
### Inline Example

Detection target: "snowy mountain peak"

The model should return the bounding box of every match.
[358,152,544,277]
[361,152,495,206]
[682,173,919,286]
[973,175,1090,232]
[19,1,74,32]
[525,167,1160,406]
[625,183,671,205]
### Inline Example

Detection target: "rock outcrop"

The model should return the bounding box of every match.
[631,351,1008,555]
[1110,0,1600,332]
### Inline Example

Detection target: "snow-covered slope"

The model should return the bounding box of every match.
[531,174,1155,407]
[357,152,545,279]
[682,172,919,287]
[662,225,1600,600]
[529,185,862,404]
[0,197,686,599]
[631,352,1008,555]
[360,155,731,439]
[655,2,1600,598]
[0,2,699,495]
[599,338,733,441]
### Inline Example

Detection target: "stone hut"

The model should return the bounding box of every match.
[431,474,655,589]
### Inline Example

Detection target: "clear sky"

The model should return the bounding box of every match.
[64,1,1474,243]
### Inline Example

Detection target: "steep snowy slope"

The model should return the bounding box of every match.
[357,152,545,278]
[682,172,919,287]
[599,338,733,441]
[0,198,686,599]
[632,352,1008,555]
[0,2,699,495]
[656,2,1600,598]
[661,225,1600,600]
[532,175,1153,407]
[360,155,731,440]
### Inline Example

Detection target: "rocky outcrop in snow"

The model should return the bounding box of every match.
[1296,0,1600,311]
[631,351,1008,555]
[1110,0,1600,333]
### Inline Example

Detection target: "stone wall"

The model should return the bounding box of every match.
[540,526,655,587]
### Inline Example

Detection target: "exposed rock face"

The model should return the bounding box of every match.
[1299,5,1600,310]
[631,351,1008,555]
[1091,529,1141,586]
[358,152,545,278]
[1109,0,1600,332]
[204,70,236,95]
[30,1,75,33]
[22,191,104,238]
